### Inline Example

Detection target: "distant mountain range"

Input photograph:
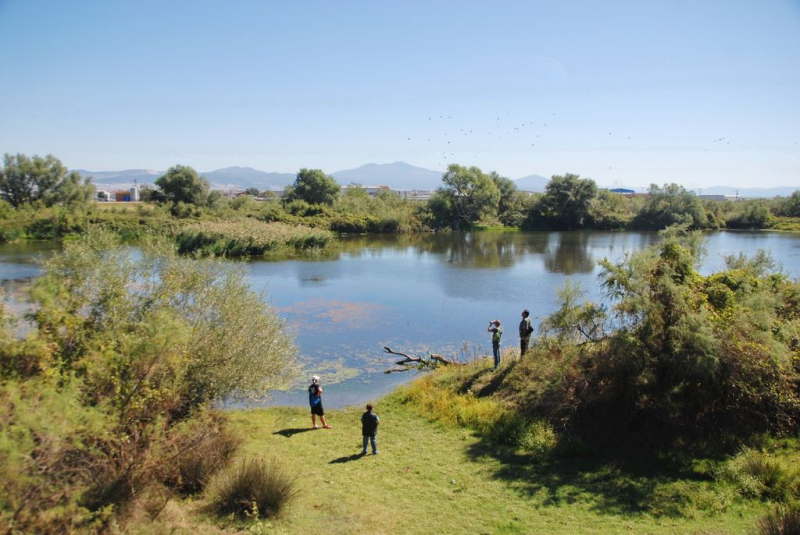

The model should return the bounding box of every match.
[200,167,296,190]
[331,162,443,190]
[75,168,162,186]
[77,164,798,198]
[514,174,550,192]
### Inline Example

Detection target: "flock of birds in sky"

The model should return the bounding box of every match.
[404,112,638,172]
[402,114,798,179]
[405,112,566,169]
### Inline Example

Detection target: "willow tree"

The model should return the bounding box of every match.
[0,153,94,208]
[430,164,500,229]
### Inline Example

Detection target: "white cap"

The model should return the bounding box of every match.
[312,375,320,382]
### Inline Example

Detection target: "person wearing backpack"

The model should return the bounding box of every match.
[488,320,503,370]
[519,309,533,356]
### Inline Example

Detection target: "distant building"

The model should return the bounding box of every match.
[609,188,636,198]
[395,189,434,201]
[699,194,740,201]
[98,186,141,202]
[341,185,391,197]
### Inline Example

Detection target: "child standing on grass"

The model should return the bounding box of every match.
[308,375,332,429]
[361,403,380,455]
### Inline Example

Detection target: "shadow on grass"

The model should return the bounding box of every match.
[329,453,365,464]
[273,428,314,438]
[465,439,706,517]
[476,361,517,396]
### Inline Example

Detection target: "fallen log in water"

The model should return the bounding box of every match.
[382,346,463,373]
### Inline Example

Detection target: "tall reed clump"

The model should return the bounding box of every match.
[207,458,299,519]
[153,410,243,496]
[756,506,800,535]
[175,219,334,257]
[0,230,298,532]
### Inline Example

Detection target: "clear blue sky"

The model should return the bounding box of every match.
[1,0,798,188]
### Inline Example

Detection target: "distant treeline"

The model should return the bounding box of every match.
[2,154,799,252]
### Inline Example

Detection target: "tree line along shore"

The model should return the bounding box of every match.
[1,153,799,258]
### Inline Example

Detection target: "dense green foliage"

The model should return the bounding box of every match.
[532,230,800,443]
[0,232,298,532]
[153,165,212,212]
[0,153,94,208]
[779,191,800,218]
[526,173,599,230]
[429,164,502,229]
[285,168,340,206]
[491,171,528,227]
[631,183,722,230]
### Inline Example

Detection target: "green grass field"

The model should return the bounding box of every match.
[169,392,771,535]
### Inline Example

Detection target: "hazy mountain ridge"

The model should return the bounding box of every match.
[75,169,161,185]
[77,165,797,198]
[514,174,550,192]
[200,167,296,190]
[331,162,443,190]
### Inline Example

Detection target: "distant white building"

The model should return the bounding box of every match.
[341,185,391,197]
[699,194,740,201]
[395,189,435,201]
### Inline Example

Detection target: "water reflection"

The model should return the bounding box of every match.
[338,231,629,274]
[543,233,595,274]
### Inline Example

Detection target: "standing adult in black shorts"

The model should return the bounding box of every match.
[308,375,332,429]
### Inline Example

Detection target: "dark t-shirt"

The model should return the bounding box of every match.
[519,317,533,338]
[361,411,379,436]
[308,383,321,407]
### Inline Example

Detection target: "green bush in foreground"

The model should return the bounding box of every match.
[208,458,299,519]
[0,230,297,532]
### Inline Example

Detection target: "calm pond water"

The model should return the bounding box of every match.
[2,231,799,408]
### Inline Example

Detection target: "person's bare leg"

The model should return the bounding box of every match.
[312,414,318,428]
[321,416,331,429]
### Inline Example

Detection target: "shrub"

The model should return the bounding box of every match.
[756,506,800,535]
[1,230,298,531]
[714,448,794,502]
[0,378,118,533]
[156,411,242,495]
[207,458,299,519]
[514,419,558,454]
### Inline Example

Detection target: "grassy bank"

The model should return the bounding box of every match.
[134,381,786,534]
